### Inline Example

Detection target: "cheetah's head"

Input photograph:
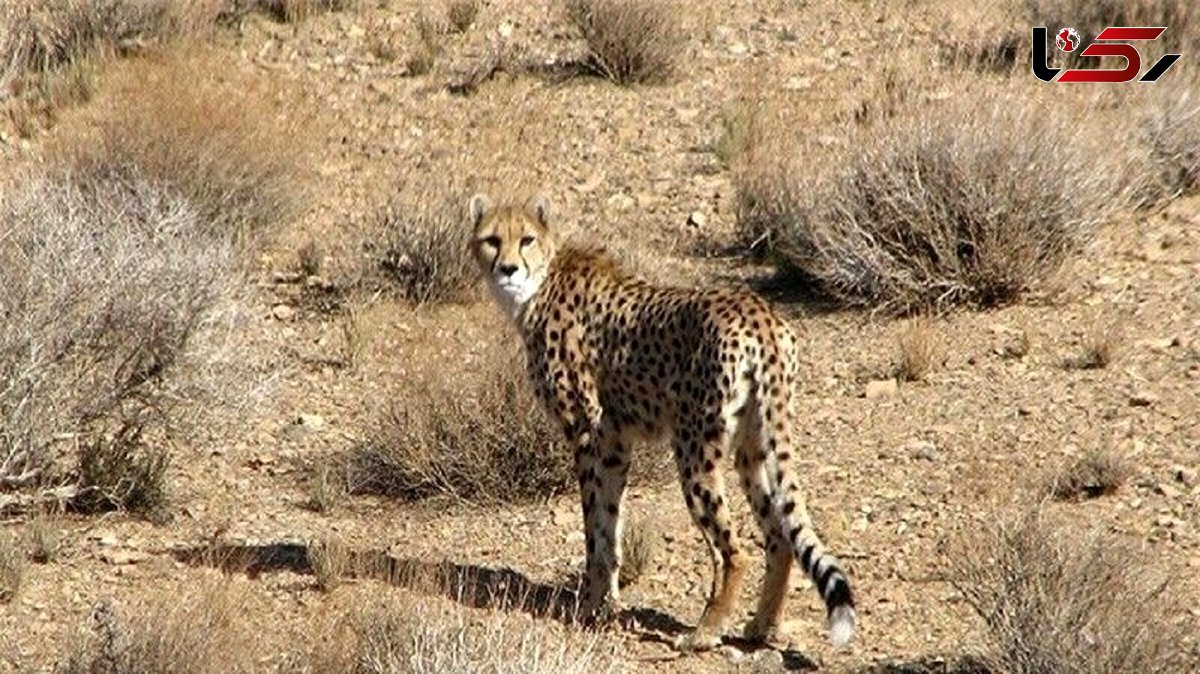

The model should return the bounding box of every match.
[467,193,557,315]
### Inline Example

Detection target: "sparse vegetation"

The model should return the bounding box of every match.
[0,0,215,80]
[52,54,313,244]
[347,352,572,503]
[895,317,944,382]
[296,240,323,277]
[369,190,478,306]
[1143,86,1200,201]
[1047,446,1132,500]
[289,594,620,674]
[308,538,350,592]
[305,464,345,514]
[563,0,680,85]
[59,585,257,674]
[0,169,230,496]
[618,515,659,587]
[72,423,170,516]
[1071,314,1123,370]
[25,515,61,564]
[446,0,481,33]
[712,100,762,169]
[952,506,1197,674]
[736,88,1123,313]
[0,533,23,603]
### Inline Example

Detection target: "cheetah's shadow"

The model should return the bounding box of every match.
[171,540,818,669]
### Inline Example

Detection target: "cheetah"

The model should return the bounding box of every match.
[467,194,856,650]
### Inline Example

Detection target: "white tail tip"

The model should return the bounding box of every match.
[828,605,856,648]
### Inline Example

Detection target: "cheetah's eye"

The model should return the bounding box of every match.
[519,235,535,247]
[481,236,501,249]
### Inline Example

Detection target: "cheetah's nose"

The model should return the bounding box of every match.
[497,263,519,277]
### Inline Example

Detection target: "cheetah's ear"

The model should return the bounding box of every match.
[468,193,490,228]
[529,194,552,229]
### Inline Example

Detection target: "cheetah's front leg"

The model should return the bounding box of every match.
[573,423,630,625]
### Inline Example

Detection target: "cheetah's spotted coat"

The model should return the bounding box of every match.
[468,194,856,650]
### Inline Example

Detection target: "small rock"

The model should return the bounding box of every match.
[1156,482,1181,499]
[273,271,302,284]
[1129,391,1159,407]
[606,193,635,211]
[565,530,585,545]
[864,379,898,399]
[272,304,296,321]
[784,76,813,90]
[906,440,939,461]
[686,211,707,228]
[727,42,749,56]
[297,413,325,429]
[1017,405,1035,417]
[1173,465,1198,488]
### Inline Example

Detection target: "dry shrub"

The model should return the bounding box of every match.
[1142,85,1200,200]
[712,100,763,170]
[288,594,619,674]
[72,423,170,516]
[736,87,1124,313]
[563,0,680,85]
[52,54,313,244]
[446,0,481,33]
[0,0,218,80]
[936,5,1025,73]
[0,533,22,603]
[25,515,61,564]
[1046,446,1132,501]
[305,463,345,514]
[895,317,944,382]
[59,583,259,674]
[951,506,1197,674]
[308,538,350,592]
[368,188,477,306]
[296,240,323,277]
[0,169,231,494]
[618,514,659,587]
[347,353,572,503]
[1071,314,1122,370]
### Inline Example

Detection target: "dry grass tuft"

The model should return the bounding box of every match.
[25,514,61,564]
[0,533,23,603]
[367,189,478,306]
[1046,446,1132,501]
[712,100,762,170]
[895,317,944,382]
[296,240,323,278]
[289,593,620,673]
[1142,86,1200,201]
[1070,314,1122,370]
[563,0,681,85]
[346,351,572,503]
[59,582,258,674]
[308,538,350,592]
[618,514,660,587]
[446,0,481,33]
[72,423,170,516]
[52,54,314,244]
[304,464,345,514]
[735,87,1123,313]
[0,0,217,80]
[951,506,1197,674]
[0,169,230,495]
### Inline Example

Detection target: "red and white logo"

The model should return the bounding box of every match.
[1055,27,1080,52]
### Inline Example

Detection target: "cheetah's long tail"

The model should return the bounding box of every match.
[759,333,856,648]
